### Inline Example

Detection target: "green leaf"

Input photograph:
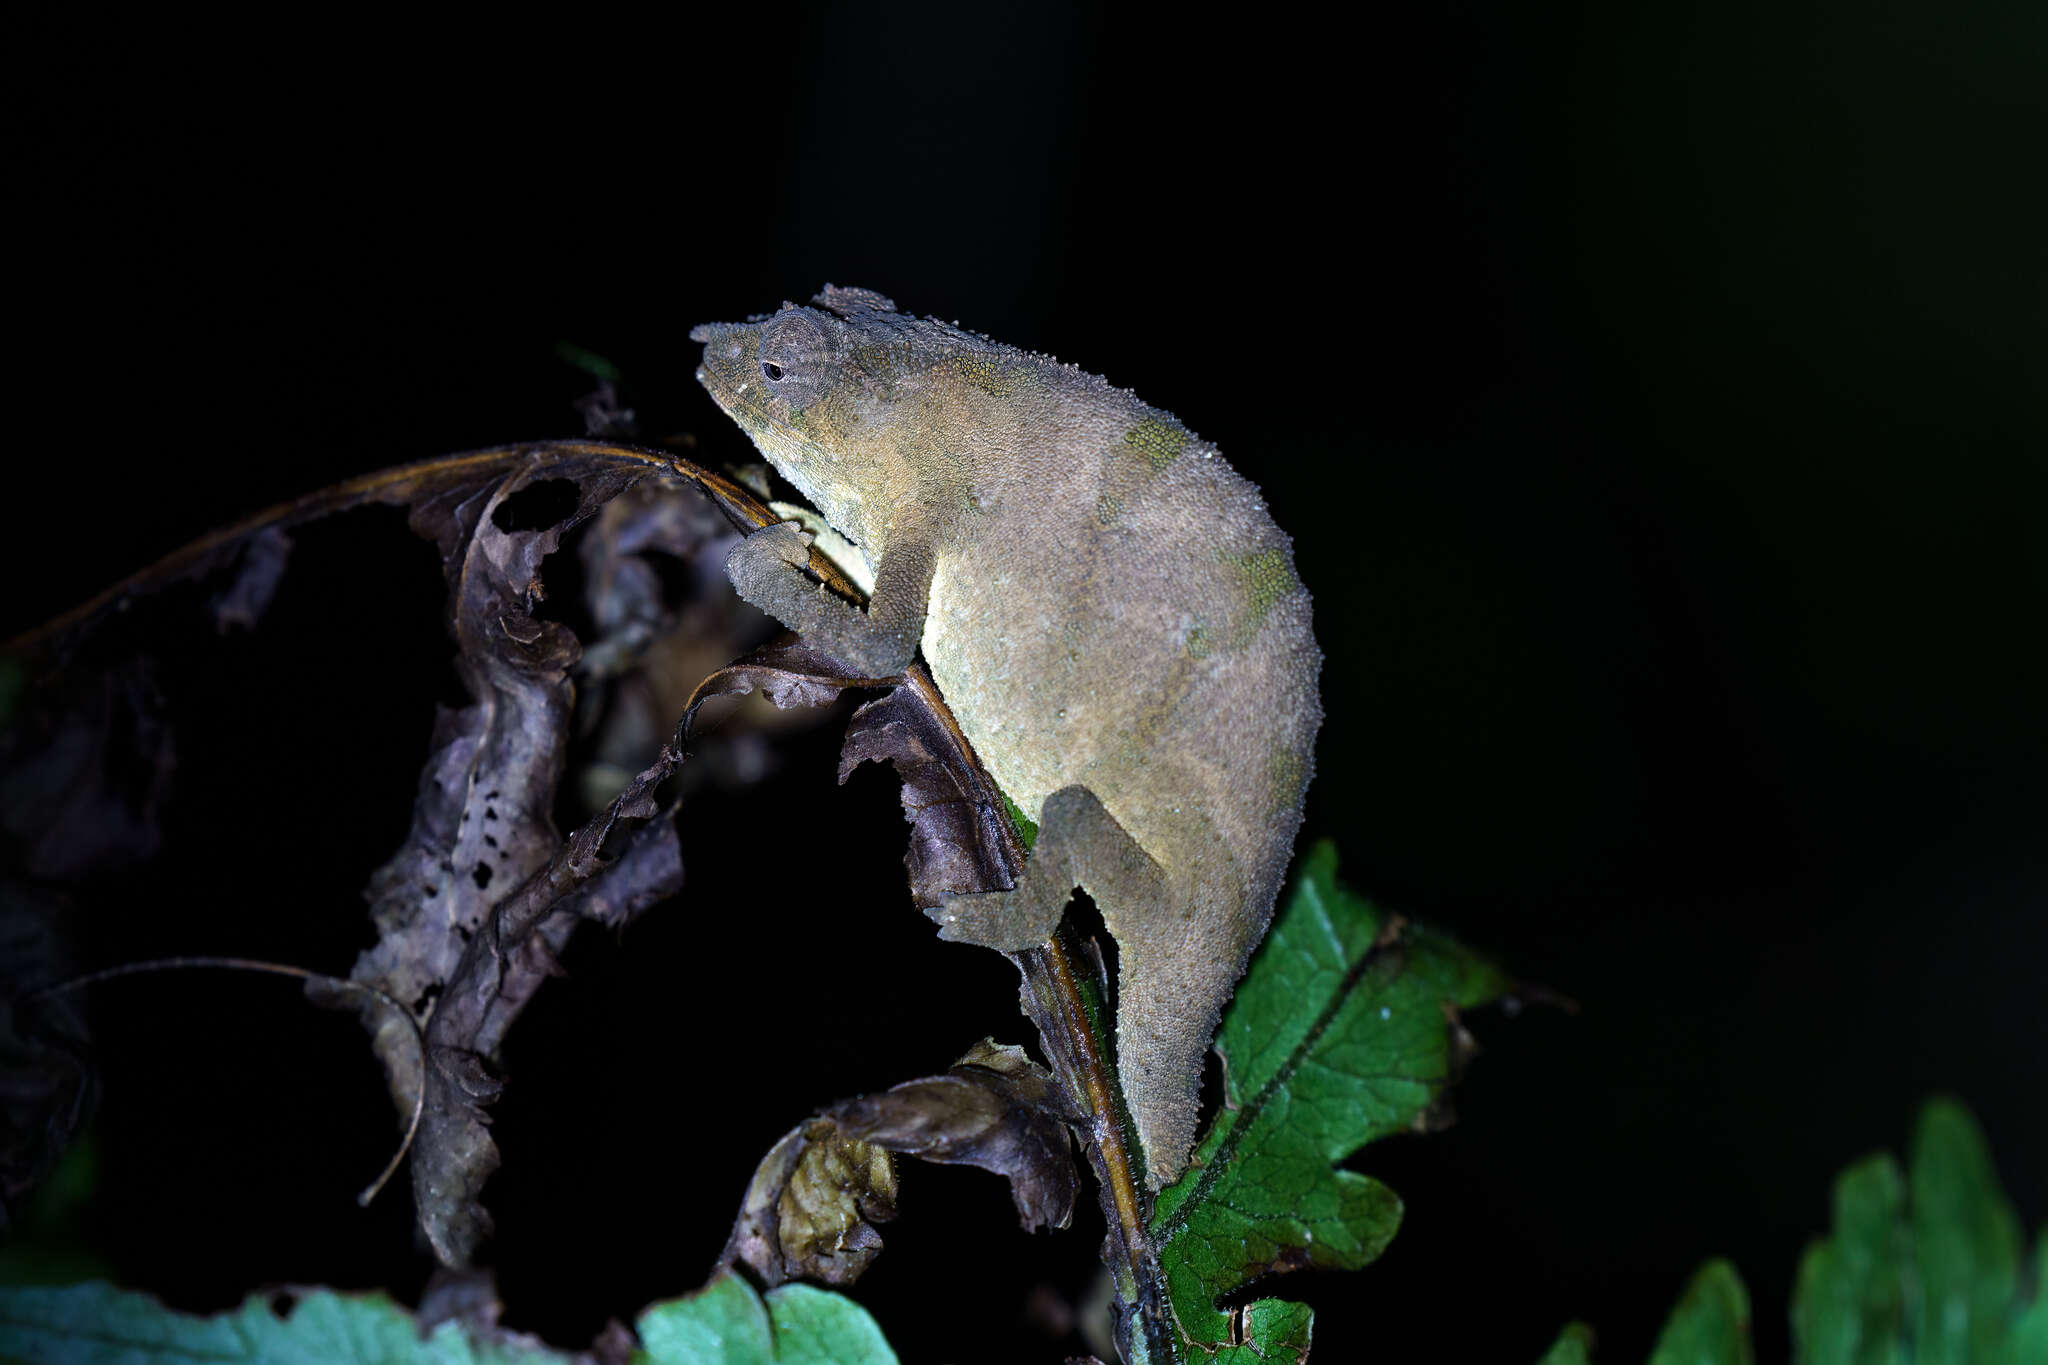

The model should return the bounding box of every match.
[1786,1098,2040,1365]
[1791,1154,1910,1365]
[1149,840,1511,1346]
[0,1274,903,1365]
[2009,1228,2048,1365]
[634,1274,898,1365]
[1648,1260,1754,1365]
[1208,1298,1315,1365]
[1908,1097,2023,1365]
[0,1134,109,1288]
[1537,1322,1598,1365]
[0,1281,564,1364]
[554,340,622,383]
[998,789,1039,850]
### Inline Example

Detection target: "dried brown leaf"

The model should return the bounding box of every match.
[828,1038,1078,1234]
[2,441,781,1263]
[577,483,733,682]
[350,458,647,1139]
[722,1118,899,1287]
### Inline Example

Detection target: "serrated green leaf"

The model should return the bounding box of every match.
[1536,1321,1597,1365]
[0,1281,564,1364]
[634,1274,898,1365]
[1908,1097,2023,1365]
[1791,1154,1910,1365]
[1149,840,1511,1345]
[1205,1297,1315,1365]
[2008,1228,2048,1365]
[1648,1260,1753,1365]
[0,1275,903,1365]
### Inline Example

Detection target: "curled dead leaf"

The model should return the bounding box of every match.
[721,1118,899,1287]
[827,1038,1078,1234]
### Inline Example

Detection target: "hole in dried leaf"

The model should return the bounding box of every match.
[492,479,582,533]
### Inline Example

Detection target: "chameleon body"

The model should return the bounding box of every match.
[691,287,1320,1185]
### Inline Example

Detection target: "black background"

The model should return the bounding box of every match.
[9,4,2044,1362]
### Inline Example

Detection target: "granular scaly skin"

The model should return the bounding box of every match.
[692,287,1321,1185]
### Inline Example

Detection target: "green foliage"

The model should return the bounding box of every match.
[1538,1323,1598,1365]
[1211,1298,1315,1364]
[0,1282,562,1365]
[1553,1097,2045,1365]
[1899,1100,2033,1365]
[0,1274,899,1365]
[553,340,622,383]
[0,1133,108,1288]
[999,789,1039,850]
[635,1274,899,1365]
[1149,840,1512,1346]
[1647,1261,1753,1365]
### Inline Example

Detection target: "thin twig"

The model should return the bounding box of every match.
[25,955,427,1207]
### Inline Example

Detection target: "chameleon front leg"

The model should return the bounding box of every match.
[928,784,1169,952]
[726,519,938,678]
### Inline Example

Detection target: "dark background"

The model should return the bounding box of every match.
[9,4,2044,1361]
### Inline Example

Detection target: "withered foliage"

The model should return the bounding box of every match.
[719,1039,1077,1288]
[0,439,1098,1300]
[826,1039,1078,1234]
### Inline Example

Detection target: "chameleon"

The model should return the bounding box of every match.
[690,286,1320,1186]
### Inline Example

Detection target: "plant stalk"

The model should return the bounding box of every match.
[1016,930,1178,1364]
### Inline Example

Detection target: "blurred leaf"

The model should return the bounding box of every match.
[0,1275,906,1365]
[555,341,622,384]
[1567,1098,2040,1364]
[1908,1098,2023,1364]
[1648,1260,1753,1365]
[0,1133,105,1286]
[1149,840,1512,1346]
[1537,1322,1598,1365]
[636,1272,898,1365]
[0,1281,563,1363]
[1790,1098,2039,1365]
[1792,1155,1909,1365]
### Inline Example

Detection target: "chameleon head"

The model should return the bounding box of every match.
[690,291,906,519]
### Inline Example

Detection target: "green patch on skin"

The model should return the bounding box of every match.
[1123,415,1189,471]
[1268,746,1305,816]
[1223,547,1299,643]
[849,339,902,383]
[949,352,1014,397]
[1185,624,1213,659]
[1096,492,1124,526]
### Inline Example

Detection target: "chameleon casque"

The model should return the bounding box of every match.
[691,286,1321,1185]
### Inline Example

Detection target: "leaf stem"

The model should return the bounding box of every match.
[1017,931,1178,1364]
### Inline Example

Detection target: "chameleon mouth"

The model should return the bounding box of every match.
[689,322,755,408]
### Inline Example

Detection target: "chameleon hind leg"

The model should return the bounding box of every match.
[930,785,1214,1184]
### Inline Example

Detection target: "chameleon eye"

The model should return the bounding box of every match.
[761,361,786,382]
